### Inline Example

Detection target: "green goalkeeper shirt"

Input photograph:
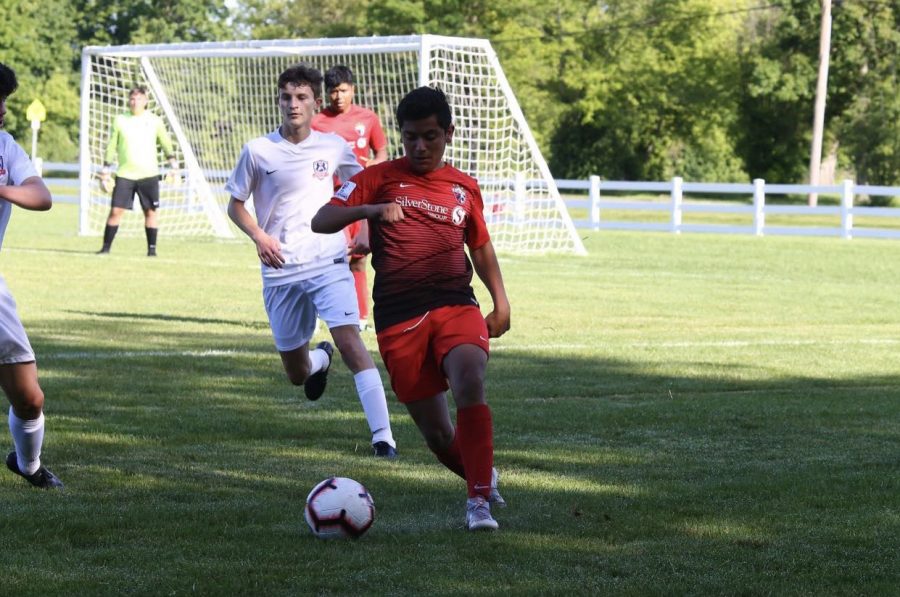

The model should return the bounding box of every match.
[104,111,175,180]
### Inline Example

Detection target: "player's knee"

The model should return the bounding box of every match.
[449,369,485,404]
[9,386,44,419]
[423,427,455,452]
[334,336,372,373]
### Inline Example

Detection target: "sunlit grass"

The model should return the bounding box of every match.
[0,204,897,595]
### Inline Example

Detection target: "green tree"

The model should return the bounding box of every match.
[0,0,80,161]
[549,0,749,181]
[73,0,232,47]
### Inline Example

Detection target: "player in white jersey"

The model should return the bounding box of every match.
[0,62,63,489]
[226,64,397,458]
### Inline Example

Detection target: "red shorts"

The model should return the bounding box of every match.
[376,305,489,403]
[343,221,365,261]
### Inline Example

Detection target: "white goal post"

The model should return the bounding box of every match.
[79,35,587,255]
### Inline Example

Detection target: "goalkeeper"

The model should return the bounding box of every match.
[97,86,177,257]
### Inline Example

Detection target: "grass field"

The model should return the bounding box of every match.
[1,203,898,596]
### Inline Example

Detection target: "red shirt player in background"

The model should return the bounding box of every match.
[312,86,511,532]
[311,66,388,332]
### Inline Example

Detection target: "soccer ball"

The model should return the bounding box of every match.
[304,477,375,539]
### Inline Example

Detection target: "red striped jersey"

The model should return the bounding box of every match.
[329,157,491,331]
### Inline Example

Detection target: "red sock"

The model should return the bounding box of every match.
[352,269,368,321]
[456,404,494,499]
[432,433,466,479]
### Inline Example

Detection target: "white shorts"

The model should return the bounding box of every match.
[263,265,359,352]
[0,275,35,365]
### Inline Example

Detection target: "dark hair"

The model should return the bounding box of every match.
[396,86,452,130]
[277,64,323,99]
[0,62,18,99]
[324,65,354,91]
[129,85,148,96]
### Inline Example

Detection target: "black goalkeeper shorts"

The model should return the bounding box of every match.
[111,176,160,211]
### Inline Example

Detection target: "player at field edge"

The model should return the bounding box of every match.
[311,65,389,332]
[97,86,178,257]
[0,62,63,489]
[225,64,397,458]
[312,86,511,531]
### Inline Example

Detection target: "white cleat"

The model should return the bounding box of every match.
[466,495,499,531]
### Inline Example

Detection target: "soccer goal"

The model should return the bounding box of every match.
[79,35,587,255]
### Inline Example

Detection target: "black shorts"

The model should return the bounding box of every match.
[111,176,160,211]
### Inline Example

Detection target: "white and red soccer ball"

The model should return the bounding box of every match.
[304,477,375,539]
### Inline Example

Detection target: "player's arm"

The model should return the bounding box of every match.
[470,239,511,338]
[101,122,119,187]
[156,119,179,172]
[312,202,402,234]
[0,176,52,211]
[227,197,284,269]
[367,119,389,167]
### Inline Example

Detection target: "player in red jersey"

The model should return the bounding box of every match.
[311,66,388,332]
[312,86,511,531]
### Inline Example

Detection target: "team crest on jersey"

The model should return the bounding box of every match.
[312,160,329,179]
[451,184,467,204]
[355,123,366,137]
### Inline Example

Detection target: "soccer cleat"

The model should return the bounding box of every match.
[147,248,157,257]
[466,495,499,531]
[303,341,334,401]
[6,451,64,490]
[372,441,398,459]
[489,467,506,507]
[96,247,110,254]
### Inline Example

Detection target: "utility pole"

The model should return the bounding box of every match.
[808,0,832,207]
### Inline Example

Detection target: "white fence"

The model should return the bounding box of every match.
[42,163,900,240]
[559,176,900,240]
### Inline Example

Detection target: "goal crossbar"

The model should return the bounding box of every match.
[79,35,587,255]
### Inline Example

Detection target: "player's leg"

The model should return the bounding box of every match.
[349,255,369,331]
[98,178,136,253]
[344,222,369,331]
[263,282,331,396]
[403,391,464,477]
[312,267,396,456]
[136,177,160,257]
[435,306,499,530]
[0,280,62,489]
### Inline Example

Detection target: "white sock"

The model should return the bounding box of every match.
[308,347,330,375]
[8,407,44,475]
[353,369,394,447]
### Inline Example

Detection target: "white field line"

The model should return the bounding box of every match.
[42,337,899,360]
[45,348,262,360]
[491,338,900,351]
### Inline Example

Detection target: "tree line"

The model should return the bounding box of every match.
[2,0,897,188]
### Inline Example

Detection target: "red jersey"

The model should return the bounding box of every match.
[329,157,491,331]
[311,105,388,167]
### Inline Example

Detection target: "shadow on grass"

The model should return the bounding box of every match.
[1,315,897,595]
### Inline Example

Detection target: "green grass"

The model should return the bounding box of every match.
[1,204,898,595]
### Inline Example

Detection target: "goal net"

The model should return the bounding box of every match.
[79,35,586,255]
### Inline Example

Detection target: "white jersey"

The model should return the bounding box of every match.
[226,129,362,287]
[0,132,38,252]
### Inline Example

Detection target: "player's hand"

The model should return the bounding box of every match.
[253,232,285,269]
[98,167,114,193]
[371,202,404,223]
[347,237,370,256]
[485,304,510,338]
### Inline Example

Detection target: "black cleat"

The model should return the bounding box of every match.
[304,341,334,401]
[147,248,157,257]
[372,441,398,458]
[96,247,110,254]
[6,451,64,490]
